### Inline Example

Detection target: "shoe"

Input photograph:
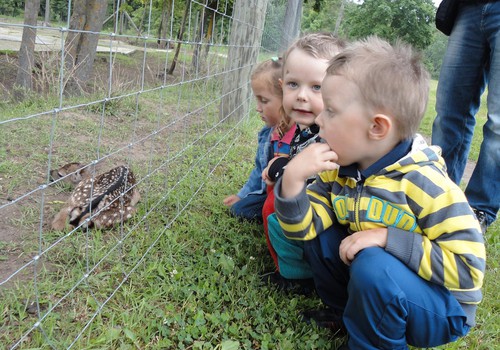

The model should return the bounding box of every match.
[260,271,315,296]
[472,209,488,235]
[301,307,347,335]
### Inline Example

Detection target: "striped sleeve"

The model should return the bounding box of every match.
[385,167,486,296]
[274,171,337,241]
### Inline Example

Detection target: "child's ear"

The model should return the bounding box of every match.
[369,114,392,140]
[279,79,283,88]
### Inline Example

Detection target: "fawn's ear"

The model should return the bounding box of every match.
[368,113,392,140]
[70,168,84,184]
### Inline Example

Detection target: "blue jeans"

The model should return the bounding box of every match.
[304,226,469,349]
[432,1,500,226]
[229,192,267,222]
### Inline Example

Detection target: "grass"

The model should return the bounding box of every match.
[420,80,487,163]
[0,77,498,350]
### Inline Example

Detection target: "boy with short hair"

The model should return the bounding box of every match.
[274,36,486,349]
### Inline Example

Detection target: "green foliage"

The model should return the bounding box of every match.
[341,0,436,50]
[46,0,69,22]
[302,0,342,33]
[0,0,23,17]
[301,0,445,76]
[122,0,234,43]
[424,31,449,79]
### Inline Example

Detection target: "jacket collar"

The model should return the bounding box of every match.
[338,138,413,180]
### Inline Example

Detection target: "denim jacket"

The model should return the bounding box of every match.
[237,126,272,198]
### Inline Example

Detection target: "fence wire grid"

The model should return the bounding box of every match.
[0,0,294,348]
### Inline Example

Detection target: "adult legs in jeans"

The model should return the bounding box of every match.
[304,227,470,349]
[432,2,500,226]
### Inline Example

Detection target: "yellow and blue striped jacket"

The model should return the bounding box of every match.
[275,135,486,325]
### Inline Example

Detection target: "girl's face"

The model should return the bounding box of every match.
[251,74,282,127]
[281,49,330,130]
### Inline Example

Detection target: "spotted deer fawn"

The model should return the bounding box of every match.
[51,164,140,230]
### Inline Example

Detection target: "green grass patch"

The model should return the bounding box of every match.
[0,74,498,350]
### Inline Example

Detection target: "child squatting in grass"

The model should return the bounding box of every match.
[273,36,486,349]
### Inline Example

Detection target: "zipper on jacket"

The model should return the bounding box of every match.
[354,178,364,231]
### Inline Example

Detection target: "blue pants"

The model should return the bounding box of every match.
[432,1,500,226]
[304,226,470,349]
[230,193,267,222]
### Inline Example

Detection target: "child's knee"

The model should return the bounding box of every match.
[349,247,392,290]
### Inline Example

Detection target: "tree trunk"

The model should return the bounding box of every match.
[157,0,171,49]
[168,0,190,75]
[119,4,126,35]
[64,0,109,94]
[15,0,41,99]
[334,0,345,35]
[192,7,205,70]
[202,12,215,59]
[193,1,218,69]
[44,0,50,25]
[280,0,302,53]
[220,0,269,122]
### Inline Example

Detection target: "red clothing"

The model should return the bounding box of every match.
[262,186,279,270]
[262,124,297,271]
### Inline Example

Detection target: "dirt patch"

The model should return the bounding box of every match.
[0,43,194,288]
[462,161,475,186]
[0,110,205,290]
[0,203,32,287]
[0,176,77,288]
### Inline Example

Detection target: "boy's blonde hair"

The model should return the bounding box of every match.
[283,32,347,68]
[326,36,429,140]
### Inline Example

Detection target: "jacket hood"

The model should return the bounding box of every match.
[381,134,447,176]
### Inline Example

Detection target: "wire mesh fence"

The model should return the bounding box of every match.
[0,0,290,348]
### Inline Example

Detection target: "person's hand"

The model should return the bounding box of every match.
[262,157,278,186]
[223,194,240,206]
[262,170,275,186]
[339,228,388,265]
[281,143,338,198]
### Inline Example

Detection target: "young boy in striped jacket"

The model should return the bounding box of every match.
[273,36,486,349]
